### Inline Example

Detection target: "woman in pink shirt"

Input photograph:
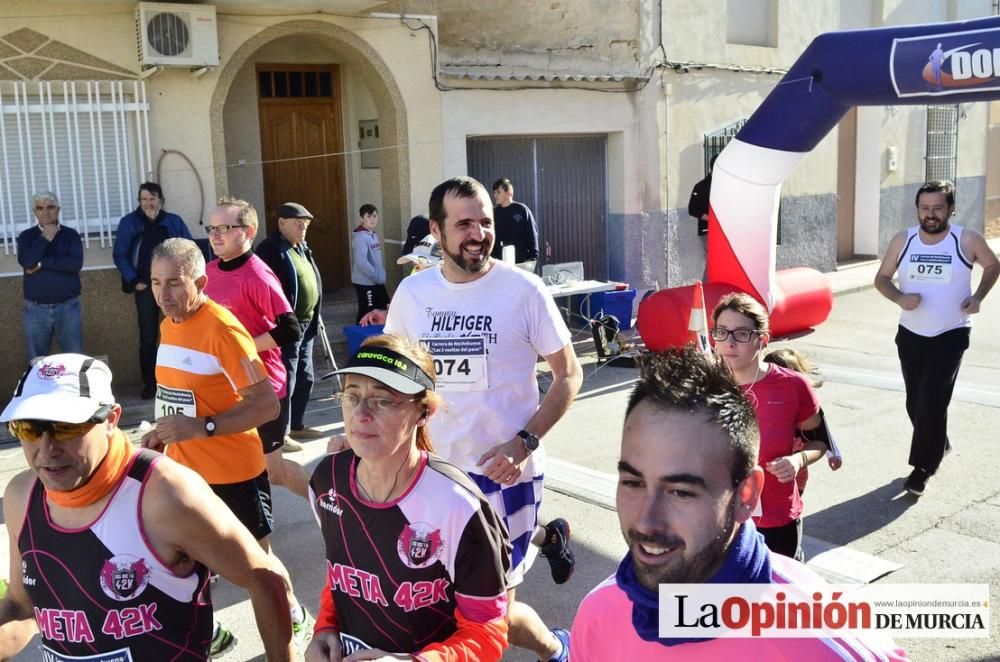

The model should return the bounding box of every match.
[711,293,826,560]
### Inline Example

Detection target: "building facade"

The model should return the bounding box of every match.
[0,0,993,392]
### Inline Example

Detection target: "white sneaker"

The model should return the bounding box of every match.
[282,436,305,453]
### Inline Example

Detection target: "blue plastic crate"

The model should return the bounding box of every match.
[588,289,636,330]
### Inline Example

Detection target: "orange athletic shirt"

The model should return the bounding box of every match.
[156,298,268,485]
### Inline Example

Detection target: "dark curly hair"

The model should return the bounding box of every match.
[626,346,759,485]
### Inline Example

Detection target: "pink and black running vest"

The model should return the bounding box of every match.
[18,450,213,661]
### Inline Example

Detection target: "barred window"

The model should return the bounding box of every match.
[703,118,746,174]
[925,104,958,183]
[0,80,152,253]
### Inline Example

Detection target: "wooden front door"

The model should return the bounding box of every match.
[258,65,348,288]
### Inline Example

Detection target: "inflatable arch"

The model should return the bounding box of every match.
[641,15,1000,349]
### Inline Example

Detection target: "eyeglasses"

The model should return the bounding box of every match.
[709,327,760,343]
[335,392,417,416]
[8,405,112,442]
[281,218,311,226]
[205,224,247,235]
[34,205,58,212]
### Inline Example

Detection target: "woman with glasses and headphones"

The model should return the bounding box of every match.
[305,334,512,661]
[710,292,826,561]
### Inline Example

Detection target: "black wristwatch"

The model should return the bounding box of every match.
[517,429,540,454]
[204,416,217,437]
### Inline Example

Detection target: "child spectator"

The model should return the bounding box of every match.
[351,203,388,323]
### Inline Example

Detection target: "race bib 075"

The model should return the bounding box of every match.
[907,253,953,284]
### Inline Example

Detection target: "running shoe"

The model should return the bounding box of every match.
[282,436,305,453]
[209,622,236,658]
[540,518,575,585]
[904,468,929,496]
[540,627,570,662]
[292,606,315,652]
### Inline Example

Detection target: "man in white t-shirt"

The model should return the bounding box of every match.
[385,176,583,662]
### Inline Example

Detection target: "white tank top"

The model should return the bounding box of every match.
[896,224,973,337]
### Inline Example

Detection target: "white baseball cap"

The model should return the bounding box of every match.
[1,354,115,423]
[396,234,443,268]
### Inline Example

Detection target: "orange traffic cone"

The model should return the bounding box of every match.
[687,281,711,354]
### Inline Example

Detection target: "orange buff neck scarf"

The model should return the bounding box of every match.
[46,428,135,508]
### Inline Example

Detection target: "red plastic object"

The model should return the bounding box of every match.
[637,269,832,351]
[638,282,739,352]
[769,267,833,338]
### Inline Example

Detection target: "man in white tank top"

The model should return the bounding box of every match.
[875,180,999,497]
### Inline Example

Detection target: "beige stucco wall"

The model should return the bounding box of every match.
[989,99,1000,235]
[665,0,839,67]
[437,0,641,74]
[0,2,138,69]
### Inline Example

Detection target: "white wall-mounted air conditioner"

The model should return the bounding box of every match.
[136,2,219,68]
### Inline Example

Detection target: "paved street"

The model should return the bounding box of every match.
[1,283,999,660]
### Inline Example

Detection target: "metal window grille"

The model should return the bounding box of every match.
[0,80,152,254]
[258,70,335,99]
[703,119,746,173]
[925,104,958,183]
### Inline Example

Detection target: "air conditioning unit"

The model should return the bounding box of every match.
[136,2,219,68]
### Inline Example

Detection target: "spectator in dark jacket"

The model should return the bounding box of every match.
[113,182,192,399]
[17,191,83,360]
[255,202,325,443]
[688,154,718,237]
[490,178,539,272]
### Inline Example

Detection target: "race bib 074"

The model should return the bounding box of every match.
[421,337,488,392]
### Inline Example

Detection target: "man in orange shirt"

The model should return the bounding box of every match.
[142,238,312,656]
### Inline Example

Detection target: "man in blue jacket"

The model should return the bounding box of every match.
[113,182,192,399]
[255,202,325,445]
[17,192,84,361]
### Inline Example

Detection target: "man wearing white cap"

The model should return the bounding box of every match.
[0,354,294,661]
[398,233,444,272]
